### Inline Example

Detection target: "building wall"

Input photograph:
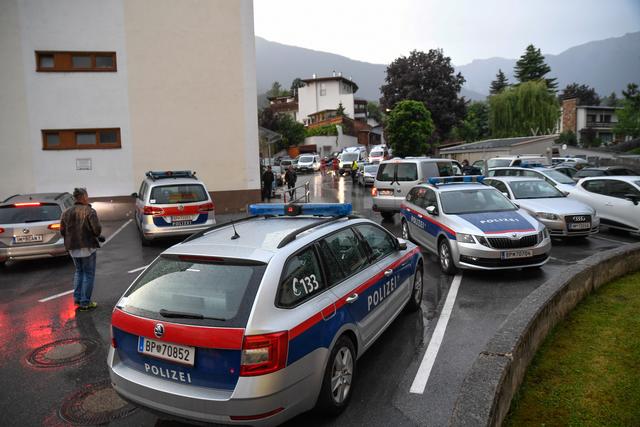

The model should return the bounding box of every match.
[298,80,355,123]
[561,98,577,134]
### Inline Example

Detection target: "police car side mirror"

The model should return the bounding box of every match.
[131,192,138,198]
[397,238,408,251]
[426,205,438,216]
[625,194,639,205]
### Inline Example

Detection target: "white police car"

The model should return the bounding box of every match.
[108,203,423,425]
[400,177,551,274]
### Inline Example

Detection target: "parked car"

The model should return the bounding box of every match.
[132,171,215,245]
[271,165,284,186]
[487,167,577,192]
[372,158,460,220]
[296,154,321,173]
[566,176,640,234]
[484,177,599,238]
[573,166,639,179]
[552,165,579,179]
[368,147,389,163]
[0,192,74,265]
[339,150,368,175]
[400,177,551,273]
[485,155,550,169]
[552,157,589,167]
[280,158,293,169]
[108,203,423,425]
[358,163,379,187]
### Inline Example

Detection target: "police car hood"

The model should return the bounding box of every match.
[452,209,539,235]
[515,198,595,216]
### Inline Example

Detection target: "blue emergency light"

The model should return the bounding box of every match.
[249,203,352,217]
[146,170,196,180]
[428,175,485,186]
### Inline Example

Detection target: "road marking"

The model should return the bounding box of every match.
[38,219,133,303]
[591,235,628,245]
[38,289,74,303]
[410,273,463,394]
[128,265,148,274]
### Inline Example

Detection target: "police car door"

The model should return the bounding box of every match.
[404,187,430,248]
[422,188,440,252]
[317,228,380,348]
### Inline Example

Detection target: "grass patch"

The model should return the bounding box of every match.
[505,271,640,427]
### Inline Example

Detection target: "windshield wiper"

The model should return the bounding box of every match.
[159,308,225,321]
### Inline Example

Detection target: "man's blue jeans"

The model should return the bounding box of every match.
[72,252,97,306]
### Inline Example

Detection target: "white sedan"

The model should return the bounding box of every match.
[566,176,640,234]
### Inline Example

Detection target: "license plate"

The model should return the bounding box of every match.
[14,234,43,243]
[380,189,394,196]
[569,222,591,230]
[501,249,533,259]
[138,337,195,366]
[172,220,192,226]
[172,215,192,221]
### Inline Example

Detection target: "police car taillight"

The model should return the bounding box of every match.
[240,331,288,376]
[198,202,215,212]
[143,206,165,216]
[371,187,378,197]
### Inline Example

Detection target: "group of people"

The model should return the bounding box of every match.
[261,165,298,201]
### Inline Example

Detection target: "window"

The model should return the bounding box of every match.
[320,83,326,96]
[406,187,426,208]
[322,228,369,277]
[150,184,208,204]
[582,180,607,195]
[317,241,346,286]
[396,163,418,181]
[35,51,117,72]
[356,224,396,262]
[607,180,640,199]
[278,247,326,308]
[425,188,438,209]
[487,180,509,196]
[42,128,121,150]
[437,162,454,177]
[377,163,395,181]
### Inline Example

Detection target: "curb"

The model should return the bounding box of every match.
[450,242,640,427]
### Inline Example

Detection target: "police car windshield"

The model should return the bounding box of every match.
[440,189,516,214]
[121,257,266,327]
[509,180,564,199]
[150,184,208,204]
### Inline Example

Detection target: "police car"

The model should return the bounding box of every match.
[108,203,423,425]
[400,177,551,274]
[132,171,215,245]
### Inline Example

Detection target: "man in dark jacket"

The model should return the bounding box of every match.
[262,166,275,200]
[60,188,102,311]
[284,165,297,200]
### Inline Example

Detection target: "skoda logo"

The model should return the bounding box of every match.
[177,204,184,211]
[574,216,586,222]
[154,323,165,338]
[511,233,518,239]
[23,228,30,234]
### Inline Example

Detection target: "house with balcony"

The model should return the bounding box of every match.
[267,95,298,121]
[561,98,623,144]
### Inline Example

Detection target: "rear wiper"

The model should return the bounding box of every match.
[159,309,225,321]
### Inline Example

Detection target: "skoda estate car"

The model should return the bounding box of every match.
[400,177,551,274]
[108,203,423,425]
[132,171,215,245]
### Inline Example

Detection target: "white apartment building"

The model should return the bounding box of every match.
[297,74,359,124]
[0,0,259,211]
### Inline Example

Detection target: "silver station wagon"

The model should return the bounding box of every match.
[108,203,423,425]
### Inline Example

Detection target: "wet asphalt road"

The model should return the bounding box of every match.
[1,173,638,427]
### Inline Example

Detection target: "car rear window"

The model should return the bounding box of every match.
[299,156,314,162]
[150,184,208,204]
[0,203,62,224]
[120,256,266,327]
[576,169,605,178]
[376,163,395,182]
[370,150,383,156]
[397,163,418,181]
[437,162,455,177]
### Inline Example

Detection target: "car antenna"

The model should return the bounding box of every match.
[230,220,240,240]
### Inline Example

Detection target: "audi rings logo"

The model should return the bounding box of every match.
[154,323,165,338]
[573,216,586,222]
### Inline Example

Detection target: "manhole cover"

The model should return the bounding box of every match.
[27,338,99,368]
[59,380,137,425]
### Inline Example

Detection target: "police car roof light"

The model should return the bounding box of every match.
[248,203,352,217]
[146,170,196,181]
[428,175,484,186]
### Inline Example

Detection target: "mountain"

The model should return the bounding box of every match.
[255,31,640,102]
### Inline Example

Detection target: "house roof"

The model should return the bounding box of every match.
[301,76,358,93]
[439,135,556,153]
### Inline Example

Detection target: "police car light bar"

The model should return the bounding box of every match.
[146,170,196,181]
[428,175,485,186]
[248,203,352,217]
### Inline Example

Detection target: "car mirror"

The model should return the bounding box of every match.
[397,238,408,251]
[502,192,510,199]
[561,191,569,197]
[625,194,640,205]
[131,192,138,198]
[426,205,438,216]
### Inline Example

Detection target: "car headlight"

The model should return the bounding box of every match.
[538,228,549,241]
[536,212,560,220]
[475,235,490,247]
[456,233,476,244]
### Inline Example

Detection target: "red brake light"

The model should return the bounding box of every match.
[198,202,214,212]
[143,206,165,216]
[371,187,378,197]
[14,202,41,207]
[230,407,285,421]
[110,327,117,348]
[240,331,288,376]
[48,223,61,230]
[0,227,4,234]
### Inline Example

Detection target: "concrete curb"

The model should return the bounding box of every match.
[450,242,640,427]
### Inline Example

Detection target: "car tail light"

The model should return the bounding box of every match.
[0,227,4,234]
[371,187,378,197]
[240,331,288,376]
[48,223,61,230]
[230,407,284,421]
[143,206,165,216]
[199,202,214,212]
[14,202,41,207]
[110,327,117,348]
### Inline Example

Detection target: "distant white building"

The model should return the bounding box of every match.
[297,74,359,125]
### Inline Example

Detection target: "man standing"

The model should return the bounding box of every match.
[60,188,102,311]
[261,166,275,200]
[284,165,297,200]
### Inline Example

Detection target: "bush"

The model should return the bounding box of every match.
[556,130,577,146]
[305,124,338,137]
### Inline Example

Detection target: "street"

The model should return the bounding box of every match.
[1,173,638,427]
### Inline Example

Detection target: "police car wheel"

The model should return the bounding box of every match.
[317,335,356,415]
[406,262,423,311]
[438,239,457,275]
[401,219,411,241]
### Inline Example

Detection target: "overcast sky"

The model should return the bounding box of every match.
[253,0,640,65]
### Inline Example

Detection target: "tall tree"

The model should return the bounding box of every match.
[489,81,560,138]
[290,78,305,97]
[385,100,435,157]
[266,81,290,98]
[560,83,600,105]
[602,91,622,107]
[366,101,383,123]
[336,102,346,117]
[615,83,640,138]
[489,69,509,95]
[452,101,490,143]
[513,44,557,91]
[380,49,466,141]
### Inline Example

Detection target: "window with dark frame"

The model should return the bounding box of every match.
[42,128,121,150]
[35,51,117,72]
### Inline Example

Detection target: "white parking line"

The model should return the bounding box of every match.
[591,235,628,245]
[410,273,463,394]
[128,265,148,274]
[38,219,133,303]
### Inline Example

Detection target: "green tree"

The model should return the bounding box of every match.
[258,108,304,149]
[513,44,557,91]
[489,81,560,138]
[489,69,509,95]
[385,100,435,157]
[602,91,622,107]
[290,78,305,97]
[336,102,346,117]
[615,83,640,138]
[556,130,578,146]
[380,49,466,140]
[560,83,600,105]
[266,81,290,98]
[451,101,489,143]
[367,101,383,123]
